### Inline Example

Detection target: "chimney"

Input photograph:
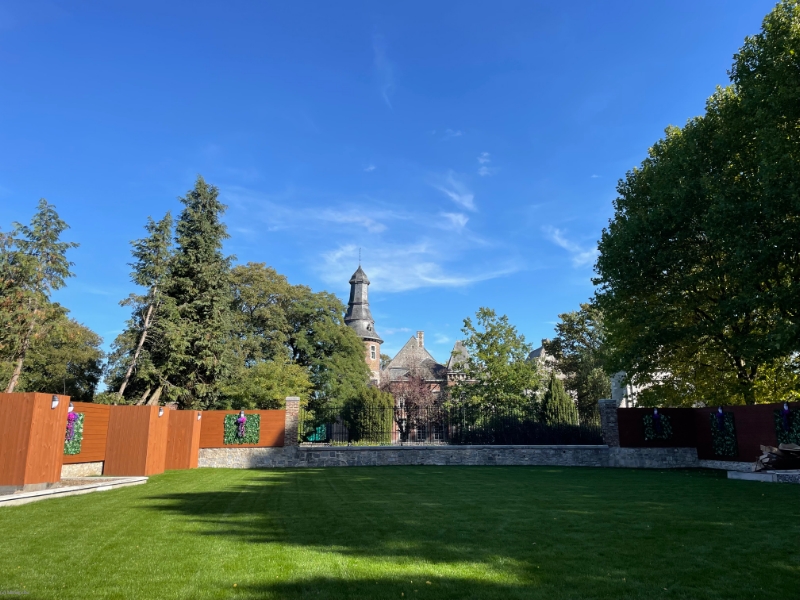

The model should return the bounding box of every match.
[417,331,424,348]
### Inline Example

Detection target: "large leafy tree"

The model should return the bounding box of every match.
[157,176,236,409]
[451,307,540,407]
[595,1,800,406]
[228,262,368,414]
[107,213,174,401]
[543,303,610,417]
[0,199,77,393]
[0,315,104,402]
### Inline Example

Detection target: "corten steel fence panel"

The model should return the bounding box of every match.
[298,404,603,446]
[62,402,111,464]
[165,410,202,470]
[617,408,697,448]
[0,393,70,488]
[694,402,800,462]
[198,410,285,448]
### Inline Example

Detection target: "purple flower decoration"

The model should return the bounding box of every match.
[715,407,725,431]
[652,409,662,434]
[237,413,247,438]
[65,411,78,441]
[781,403,790,432]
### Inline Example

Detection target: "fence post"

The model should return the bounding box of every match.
[598,399,620,447]
[284,397,300,447]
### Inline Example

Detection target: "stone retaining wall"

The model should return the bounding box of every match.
[198,445,701,470]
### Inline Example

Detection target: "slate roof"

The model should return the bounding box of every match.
[382,335,448,382]
[446,340,469,370]
[344,266,383,343]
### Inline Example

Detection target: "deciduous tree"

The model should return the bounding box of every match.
[451,307,540,407]
[595,1,800,405]
[544,303,610,417]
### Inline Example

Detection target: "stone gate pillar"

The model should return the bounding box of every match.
[598,399,620,447]
[283,397,300,447]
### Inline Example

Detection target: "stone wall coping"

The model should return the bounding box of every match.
[296,444,611,451]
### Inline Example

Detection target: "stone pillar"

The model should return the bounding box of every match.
[598,399,620,447]
[283,397,300,447]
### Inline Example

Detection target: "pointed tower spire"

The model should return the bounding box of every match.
[345,265,383,383]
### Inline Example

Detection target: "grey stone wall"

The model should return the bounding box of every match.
[598,399,620,447]
[61,462,104,478]
[198,445,701,470]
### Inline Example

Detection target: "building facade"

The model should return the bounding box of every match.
[344,266,467,393]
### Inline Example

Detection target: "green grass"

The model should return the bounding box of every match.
[0,467,798,599]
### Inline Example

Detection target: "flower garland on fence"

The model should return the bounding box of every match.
[64,411,85,455]
[223,412,261,445]
[709,408,738,457]
[643,409,673,441]
[774,403,800,445]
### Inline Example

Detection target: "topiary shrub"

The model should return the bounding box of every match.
[224,413,261,445]
[342,387,394,445]
[710,411,737,457]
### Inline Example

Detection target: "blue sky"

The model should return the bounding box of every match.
[0,0,776,362]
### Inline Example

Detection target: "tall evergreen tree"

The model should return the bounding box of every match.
[158,176,235,408]
[113,212,173,399]
[0,200,77,393]
[540,372,578,426]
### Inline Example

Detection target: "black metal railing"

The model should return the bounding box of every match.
[299,404,603,446]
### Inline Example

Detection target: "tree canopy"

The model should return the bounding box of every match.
[543,303,610,417]
[451,307,540,407]
[595,1,800,406]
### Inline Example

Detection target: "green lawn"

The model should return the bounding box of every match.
[0,467,797,599]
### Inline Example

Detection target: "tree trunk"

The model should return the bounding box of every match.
[118,301,155,398]
[734,358,758,405]
[146,386,163,406]
[136,386,152,405]
[4,315,36,393]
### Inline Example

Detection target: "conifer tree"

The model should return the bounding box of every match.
[114,212,173,400]
[158,176,234,409]
[540,372,578,426]
[0,200,77,393]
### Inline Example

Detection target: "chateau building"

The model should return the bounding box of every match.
[344,266,467,392]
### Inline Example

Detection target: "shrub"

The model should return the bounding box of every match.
[342,387,394,445]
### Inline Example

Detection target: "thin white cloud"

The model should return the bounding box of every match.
[364,164,376,172]
[319,210,387,233]
[440,212,469,231]
[382,327,412,335]
[543,226,598,268]
[373,34,394,109]
[434,333,451,344]
[433,172,476,212]
[443,129,463,140]
[591,174,600,178]
[477,152,496,176]
[319,243,517,293]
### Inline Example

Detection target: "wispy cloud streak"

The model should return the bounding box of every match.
[433,172,476,211]
[373,34,394,109]
[543,226,598,267]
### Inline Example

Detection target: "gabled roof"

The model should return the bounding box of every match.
[446,340,469,370]
[383,335,447,382]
